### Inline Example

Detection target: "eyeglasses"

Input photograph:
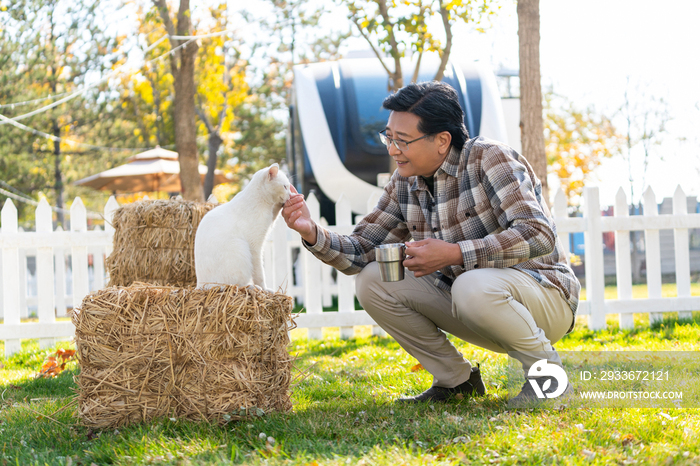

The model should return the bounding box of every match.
[378,130,431,152]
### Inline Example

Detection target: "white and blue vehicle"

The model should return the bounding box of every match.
[288,56,520,222]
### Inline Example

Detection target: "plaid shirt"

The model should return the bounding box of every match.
[305,136,580,327]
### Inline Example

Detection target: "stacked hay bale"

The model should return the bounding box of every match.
[106,199,214,287]
[73,199,295,428]
[74,283,294,428]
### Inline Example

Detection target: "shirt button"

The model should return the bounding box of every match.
[474,264,479,268]
[433,227,438,232]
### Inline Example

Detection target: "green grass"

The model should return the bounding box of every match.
[1,314,700,465]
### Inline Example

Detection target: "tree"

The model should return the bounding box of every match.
[153,0,203,202]
[216,0,349,187]
[113,5,176,151]
[0,0,122,227]
[267,0,349,66]
[544,92,623,206]
[339,0,497,91]
[195,4,249,199]
[620,78,671,205]
[517,0,548,204]
[118,4,253,201]
[619,78,672,283]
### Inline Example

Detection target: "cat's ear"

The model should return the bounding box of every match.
[268,163,279,180]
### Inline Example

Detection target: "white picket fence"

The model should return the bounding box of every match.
[0,197,118,356]
[555,185,700,330]
[1,185,700,357]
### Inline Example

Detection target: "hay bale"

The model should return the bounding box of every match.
[106,199,215,287]
[73,283,295,428]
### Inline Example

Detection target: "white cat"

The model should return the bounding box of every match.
[194,163,292,290]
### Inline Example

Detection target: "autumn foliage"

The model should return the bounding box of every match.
[37,348,76,378]
[544,93,623,205]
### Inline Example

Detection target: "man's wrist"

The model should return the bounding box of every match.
[450,242,464,268]
[302,224,318,247]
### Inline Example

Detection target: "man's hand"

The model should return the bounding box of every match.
[281,186,318,245]
[403,238,463,277]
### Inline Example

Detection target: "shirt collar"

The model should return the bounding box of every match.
[409,176,426,193]
[439,146,462,178]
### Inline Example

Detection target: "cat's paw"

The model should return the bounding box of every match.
[248,284,273,293]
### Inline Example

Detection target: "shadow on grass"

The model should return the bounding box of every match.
[0,366,77,401]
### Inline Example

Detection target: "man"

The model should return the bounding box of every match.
[282,81,580,404]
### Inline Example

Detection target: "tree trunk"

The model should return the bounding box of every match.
[434,1,453,82]
[174,43,203,201]
[376,0,403,91]
[174,1,203,201]
[154,0,203,201]
[204,132,223,200]
[52,119,64,227]
[517,0,549,204]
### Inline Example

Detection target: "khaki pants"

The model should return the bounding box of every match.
[355,262,574,388]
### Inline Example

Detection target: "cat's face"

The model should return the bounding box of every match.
[263,164,292,206]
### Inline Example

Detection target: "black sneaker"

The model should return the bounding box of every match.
[510,376,573,408]
[396,364,486,403]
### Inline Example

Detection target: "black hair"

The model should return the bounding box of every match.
[382,81,469,151]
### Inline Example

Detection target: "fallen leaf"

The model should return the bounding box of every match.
[410,363,425,372]
[621,434,636,447]
[37,349,76,378]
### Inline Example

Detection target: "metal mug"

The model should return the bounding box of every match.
[375,243,406,282]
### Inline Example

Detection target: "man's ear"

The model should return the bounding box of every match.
[437,131,452,155]
[268,163,279,180]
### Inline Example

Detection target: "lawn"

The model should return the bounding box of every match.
[1,310,699,465]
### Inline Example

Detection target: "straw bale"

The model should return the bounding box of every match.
[73,283,295,428]
[106,199,215,287]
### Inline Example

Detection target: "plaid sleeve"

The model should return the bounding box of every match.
[304,178,411,275]
[458,143,557,270]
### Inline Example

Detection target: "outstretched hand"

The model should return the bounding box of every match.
[281,186,318,245]
[403,238,463,277]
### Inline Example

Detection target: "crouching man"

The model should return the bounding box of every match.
[282,81,580,405]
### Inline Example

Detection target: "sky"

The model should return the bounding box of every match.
[504,0,700,206]
[238,0,700,207]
